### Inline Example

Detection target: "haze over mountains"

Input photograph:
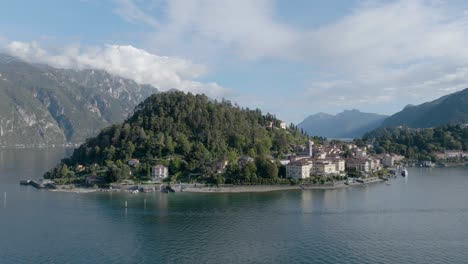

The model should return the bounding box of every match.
[381,88,468,128]
[1,52,466,145]
[298,110,388,139]
[299,88,468,139]
[0,54,156,147]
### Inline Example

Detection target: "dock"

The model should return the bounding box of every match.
[20,179,56,189]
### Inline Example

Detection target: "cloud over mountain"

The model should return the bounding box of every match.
[4,41,230,98]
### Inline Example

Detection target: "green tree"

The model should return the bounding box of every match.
[60,164,69,178]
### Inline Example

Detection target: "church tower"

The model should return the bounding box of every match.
[308,140,314,157]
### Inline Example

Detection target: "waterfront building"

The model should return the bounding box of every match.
[152,165,168,181]
[382,154,394,167]
[330,158,346,173]
[393,155,405,162]
[346,159,370,173]
[313,160,337,176]
[286,160,312,179]
[369,158,382,171]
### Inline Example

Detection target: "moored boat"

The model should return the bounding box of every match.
[401,168,408,177]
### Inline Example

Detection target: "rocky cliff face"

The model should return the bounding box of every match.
[0,54,156,147]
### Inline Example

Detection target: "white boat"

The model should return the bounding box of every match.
[401,168,408,177]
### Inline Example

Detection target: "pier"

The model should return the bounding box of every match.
[20,180,56,189]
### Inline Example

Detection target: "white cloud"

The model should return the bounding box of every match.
[4,1,468,122]
[4,41,230,98]
[114,0,160,28]
[301,0,468,112]
[114,0,298,60]
[113,0,468,117]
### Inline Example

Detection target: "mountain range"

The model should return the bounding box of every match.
[298,88,468,138]
[0,54,157,147]
[380,88,468,128]
[1,52,466,145]
[297,110,388,139]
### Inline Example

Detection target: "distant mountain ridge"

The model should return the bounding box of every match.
[381,88,468,128]
[298,109,388,139]
[0,54,157,147]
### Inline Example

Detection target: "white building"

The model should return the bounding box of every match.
[313,160,337,176]
[382,154,394,167]
[355,149,367,158]
[346,159,370,173]
[315,152,327,159]
[330,158,345,173]
[444,151,464,159]
[369,158,382,171]
[286,160,312,179]
[394,155,405,162]
[152,165,168,181]
[280,122,287,129]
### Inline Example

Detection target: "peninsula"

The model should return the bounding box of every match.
[42,91,398,193]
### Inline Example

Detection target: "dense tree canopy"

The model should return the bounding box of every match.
[45,91,308,183]
[363,124,468,161]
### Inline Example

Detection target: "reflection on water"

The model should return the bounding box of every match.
[300,189,313,213]
[1,148,468,264]
[0,147,73,184]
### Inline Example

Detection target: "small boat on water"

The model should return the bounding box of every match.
[401,168,408,177]
[160,185,175,193]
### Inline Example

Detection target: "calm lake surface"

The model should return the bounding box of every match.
[1,148,468,264]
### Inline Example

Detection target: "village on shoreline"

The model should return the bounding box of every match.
[17,92,466,195]
[23,138,466,194]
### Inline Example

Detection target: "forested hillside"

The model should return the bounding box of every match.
[364,124,468,161]
[381,88,468,128]
[46,92,309,184]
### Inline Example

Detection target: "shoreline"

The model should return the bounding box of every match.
[46,178,385,194]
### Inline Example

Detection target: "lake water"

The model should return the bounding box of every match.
[1,148,468,264]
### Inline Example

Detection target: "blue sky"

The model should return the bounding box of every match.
[2,0,468,123]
